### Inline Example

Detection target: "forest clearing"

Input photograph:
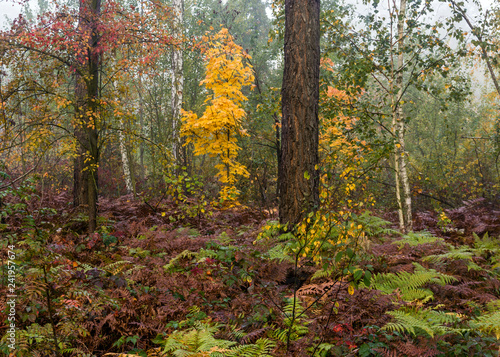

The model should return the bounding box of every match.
[1,0,500,355]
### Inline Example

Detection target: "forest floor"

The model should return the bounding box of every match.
[2,191,500,356]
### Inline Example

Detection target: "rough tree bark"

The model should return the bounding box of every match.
[86,0,101,233]
[279,0,320,227]
[73,0,101,232]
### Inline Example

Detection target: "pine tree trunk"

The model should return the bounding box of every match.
[171,0,184,166]
[279,0,320,227]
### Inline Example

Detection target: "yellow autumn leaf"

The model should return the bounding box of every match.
[348,284,355,295]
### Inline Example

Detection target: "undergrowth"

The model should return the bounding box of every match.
[1,182,500,356]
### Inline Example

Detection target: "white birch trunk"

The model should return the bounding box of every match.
[119,119,133,194]
[171,0,184,164]
[398,112,413,232]
[392,112,405,231]
[393,0,412,233]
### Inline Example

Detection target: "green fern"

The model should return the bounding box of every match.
[197,248,218,262]
[255,220,293,244]
[473,232,500,267]
[364,263,456,302]
[269,298,309,342]
[308,342,335,356]
[383,307,463,338]
[471,311,500,340]
[423,246,482,271]
[80,263,95,273]
[163,250,198,272]
[310,267,335,281]
[470,300,500,339]
[227,338,276,357]
[393,231,444,249]
[352,211,400,238]
[124,264,145,276]
[161,322,234,356]
[158,322,276,357]
[218,231,233,244]
[264,243,294,263]
[103,260,133,275]
[421,233,500,271]
[229,328,247,341]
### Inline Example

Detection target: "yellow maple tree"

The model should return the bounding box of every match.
[181,27,254,203]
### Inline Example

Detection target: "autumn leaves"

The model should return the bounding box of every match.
[181,28,254,204]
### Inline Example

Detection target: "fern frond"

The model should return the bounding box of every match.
[197,248,218,262]
[103,260,133,275]
[423,246,483,271]
[160,322,235,357]
[310,267,334,281]
[124,264,145,276]
[80,263,94,272]
[163,250,198,272]
[393,231,444,249]
[228,338,276,357]
[470,309,500,339]
[268,327,288,343]
[383,307,462,338]
[423,246,474,263]
[412,263,457,285]
[264,243,294,262]
[364,263,456,302]
[353,211,400,238]
[473,232,500,267]
[280,298,309,339]
[473,232,497,252]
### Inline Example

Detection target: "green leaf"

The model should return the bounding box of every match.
[335,251,343,262]
[364,271,372,286]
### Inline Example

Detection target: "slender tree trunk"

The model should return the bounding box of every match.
[119,119,133,194]
[275,113,281,202]
[87,0,101,233]
[73,0,101,232]
[73,73,89,208]
[392,0,412,233]
[171,0,184,166]
[279,0,320,227]
[392,124,405,230]
[138,0,145,176]
[139,87,145,173]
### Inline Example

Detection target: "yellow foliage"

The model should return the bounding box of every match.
[181,28,254,204]
[319,59,375,210]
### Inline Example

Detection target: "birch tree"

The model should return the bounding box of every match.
[118,118,134,195]
[321,0,466,233]
[171,0,184,165]
[391,0,412,232]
